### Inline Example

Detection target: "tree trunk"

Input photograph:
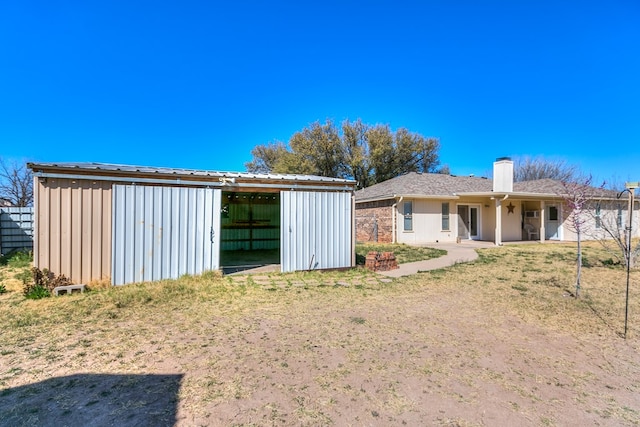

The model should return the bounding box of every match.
[576,230,582,298]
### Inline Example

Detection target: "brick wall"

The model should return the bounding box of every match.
[355,199,394,243]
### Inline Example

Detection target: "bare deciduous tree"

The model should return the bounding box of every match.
[514,156,577,182]
[588,189,640,269]
[0,159,33,207]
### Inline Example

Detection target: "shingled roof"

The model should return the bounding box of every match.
[355,172,493,201]
[355,173,618,202]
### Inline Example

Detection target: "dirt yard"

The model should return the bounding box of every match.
[1,243,639,426]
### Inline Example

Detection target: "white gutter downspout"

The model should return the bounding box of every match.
[392,196,403,244]
[495,194,509,246]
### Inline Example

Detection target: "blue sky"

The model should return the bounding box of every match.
[1,1,639,184]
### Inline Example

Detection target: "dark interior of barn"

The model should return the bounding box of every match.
[219,191,280,273]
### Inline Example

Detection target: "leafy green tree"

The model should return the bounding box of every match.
[366,124,395,184]
[341,119,370,187]
[369,126,439,184]
[244,142,291,174]
[288,120,344,177]
[245,119,440,188]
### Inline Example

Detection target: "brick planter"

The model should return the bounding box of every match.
[365,251,399,272]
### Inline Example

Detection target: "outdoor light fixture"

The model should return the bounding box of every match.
[219,177,236,185]
[617,182,638,339]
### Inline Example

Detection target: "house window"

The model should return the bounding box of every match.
[549,206,558,221]
[403,201,413,231]
[442,202,450,230]
[595,203,601,229]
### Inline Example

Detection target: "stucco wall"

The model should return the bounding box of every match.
[561,200,640,242]
[481,204,496,241]
[501,200,524,241]
[397,199,456,244]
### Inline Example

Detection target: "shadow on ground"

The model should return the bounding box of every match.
[0,373,182,427]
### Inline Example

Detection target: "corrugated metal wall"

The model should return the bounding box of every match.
[111,185,221,285]
[33,177,112,284]
[281,190,352,272]
[0,207,34,255]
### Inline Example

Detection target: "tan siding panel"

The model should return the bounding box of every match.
[60,183,70,276]
[81,183,92,280]
[50,183,61,275]
[70,182,81,280]
[34,178,112,284]
[34,177,42,267]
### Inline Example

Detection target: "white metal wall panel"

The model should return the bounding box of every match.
[281,190,352,272]
[112,185,220,285]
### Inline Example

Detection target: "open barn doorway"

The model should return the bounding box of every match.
[219,191,280,274]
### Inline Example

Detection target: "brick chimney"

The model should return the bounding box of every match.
[493,157,513,193]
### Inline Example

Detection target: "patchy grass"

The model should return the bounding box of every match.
[0,250,32,268]
[355,242,446,265]
[1,241,639,426]
[0,251,32,298]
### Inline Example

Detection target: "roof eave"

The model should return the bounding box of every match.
[456,191,618,200]
[356,193,460,203]
[27,162,356,188]
[456,191,562,198]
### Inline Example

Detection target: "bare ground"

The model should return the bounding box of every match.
[1,244,639,426]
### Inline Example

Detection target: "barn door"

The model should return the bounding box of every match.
[112,185,220,285]
[280,190,352,272]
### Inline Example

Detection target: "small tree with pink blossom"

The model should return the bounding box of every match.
[559,175,604,298]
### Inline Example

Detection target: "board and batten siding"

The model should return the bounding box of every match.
[281,190,353,272]
[111,185,221,285]
[33,177,112,284]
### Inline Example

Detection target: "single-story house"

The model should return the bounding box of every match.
[28,162,356,285]
[356,158,639,245]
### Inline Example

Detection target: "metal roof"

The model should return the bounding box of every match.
[28,162,356,185]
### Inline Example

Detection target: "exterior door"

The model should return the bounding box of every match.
[458,205,480,240]
[458,205,469,238]
[112,185,221,285]
[545,204,560,240]
[469,207,479,239]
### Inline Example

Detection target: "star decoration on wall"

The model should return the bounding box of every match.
[507,202,515,214]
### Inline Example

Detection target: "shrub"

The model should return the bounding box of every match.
[0,283,6,294]
[22,267,72,298]
[601,258,620,267]
[25,284,50,299]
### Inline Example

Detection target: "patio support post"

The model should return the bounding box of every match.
[495,195,508,246]
[495,199,502,245]
[392,195,403,244]
[540,201,546,242]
